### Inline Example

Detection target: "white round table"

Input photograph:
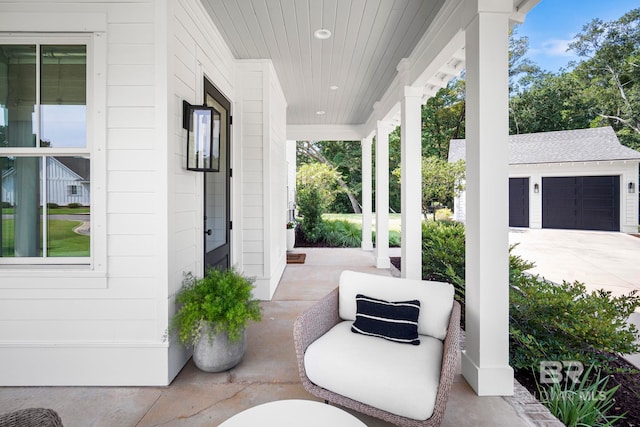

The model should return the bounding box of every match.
[219,399,367,426]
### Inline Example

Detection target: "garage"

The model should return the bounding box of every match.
[509,178,529,227]
[542,176,620,231]
[449,127,640,233]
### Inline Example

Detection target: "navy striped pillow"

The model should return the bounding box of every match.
[351,294,421,345]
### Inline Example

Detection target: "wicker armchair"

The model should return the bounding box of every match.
[0,408,63,427]
[293,276,460,427]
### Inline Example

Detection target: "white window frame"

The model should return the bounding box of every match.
[0,30,107,286]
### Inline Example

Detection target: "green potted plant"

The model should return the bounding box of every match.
[286,220,297,251]
[170,268,262,372]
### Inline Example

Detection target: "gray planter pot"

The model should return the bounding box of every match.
[193,322,247,372]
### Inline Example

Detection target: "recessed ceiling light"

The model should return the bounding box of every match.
[329,85,339,91]
[314,29,332,40]
[316,110,326,115]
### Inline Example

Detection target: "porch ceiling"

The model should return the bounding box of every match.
[201,0,446,126]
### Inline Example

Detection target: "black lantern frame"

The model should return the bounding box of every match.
[183,101,220,172]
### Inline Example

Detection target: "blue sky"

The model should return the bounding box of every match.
[516,0,639,73]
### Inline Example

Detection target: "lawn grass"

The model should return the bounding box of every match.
[323,213,403,232]
[1,207,90,215]
[1,219,89,257]
[47,220,89,257]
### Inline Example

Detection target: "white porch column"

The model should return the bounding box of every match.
[361,136,374,251]
[375,121,390,268]
[400,86,423,279]
[461,1,513,396]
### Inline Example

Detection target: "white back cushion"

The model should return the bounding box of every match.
[339,270,454,340]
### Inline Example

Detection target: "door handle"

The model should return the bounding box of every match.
[205,229,212,236]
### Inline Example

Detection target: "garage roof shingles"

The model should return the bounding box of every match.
[448,126,640,164]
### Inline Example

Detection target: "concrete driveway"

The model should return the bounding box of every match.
[508,228,640,367]
[509,228,640,298]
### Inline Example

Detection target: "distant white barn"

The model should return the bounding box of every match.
[1,157,90,208]
[45,157,91,207]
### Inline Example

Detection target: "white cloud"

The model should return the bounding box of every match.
[531,38,575,57]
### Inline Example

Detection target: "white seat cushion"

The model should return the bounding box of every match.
[339,270,454,340]
[304,321,443,421]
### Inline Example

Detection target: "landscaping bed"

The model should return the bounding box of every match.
[514,357,640,427]
[395,251,640,426]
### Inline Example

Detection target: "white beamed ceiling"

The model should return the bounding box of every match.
[202,0,446,126]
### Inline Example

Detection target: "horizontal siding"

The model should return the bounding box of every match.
[107,192,156,214]
[107,64,154,86]
[0,1,163,349]
[0,299,156,321]
[108,86,155,107]
[108,43,154,65]
[269,73,288,275]
[167,0,236,302]
[239,66,265,277]
[108,235,157,256]
[0,320,157,342]
[107,128,155,150]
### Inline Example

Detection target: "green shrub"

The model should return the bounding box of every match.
[1,201,12,209]
[47,202,60,209]
[371,230,401,247]
[320,219,362,247]
[421,222,534,302]
[67,203,82,209]
[510,274,640,370]
[536,364,626,427]
[421,221,466,300]
[388,230,401,247]
[434,207,452,221]
[297,187,324,242]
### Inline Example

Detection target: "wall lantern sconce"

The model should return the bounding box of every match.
[183,100,220,172]
[629,182,636,194]
[533,183,540,194]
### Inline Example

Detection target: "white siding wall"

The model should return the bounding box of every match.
[0,0,291,386]
[0,0,168,386]
[166,0,236,382]
[236,61,287,300]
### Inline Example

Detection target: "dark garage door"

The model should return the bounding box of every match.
[509,178,529,227]
[542,176,620,231]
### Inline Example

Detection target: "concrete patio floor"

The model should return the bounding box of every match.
[0,248,550,426]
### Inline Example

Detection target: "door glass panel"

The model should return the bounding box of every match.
[40,45,86,148]
[0,45,37,148]
[204,93,227,253]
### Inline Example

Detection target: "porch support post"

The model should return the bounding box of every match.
[375,121,390,268]
[461,1,513,396]
[361,135,373,251]
[400,86,423,280]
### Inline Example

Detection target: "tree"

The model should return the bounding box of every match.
[392,157,465,219]
[509,72,595,135]
[297,140,362,213]
[421,79,466,160]
[568,8,640,149]
[296,162,340,240]
[509,28,542,94]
